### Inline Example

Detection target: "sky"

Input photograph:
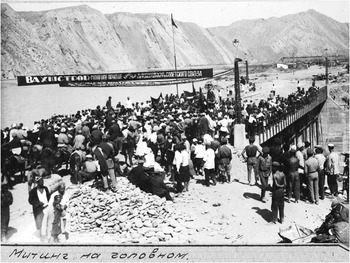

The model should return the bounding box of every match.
[4,0,350,28]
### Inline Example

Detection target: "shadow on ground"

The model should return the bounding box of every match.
[252,206,272,222]
[243,192,261,201]
[6,227,17,240]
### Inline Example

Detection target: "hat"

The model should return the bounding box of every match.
[262,147,270,153]
[315,145,323,151]
[272,161,280,167]
[290,145,297,153]
[86,154,93,159]
[297,142,304,149]
[306,148,314,156]
[328,143,335,148]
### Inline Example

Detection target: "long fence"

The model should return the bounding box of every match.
[255,86,328,145]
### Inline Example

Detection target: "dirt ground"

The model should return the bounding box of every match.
[3,65,349,245]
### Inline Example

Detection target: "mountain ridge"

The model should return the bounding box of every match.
[1,4,348,79]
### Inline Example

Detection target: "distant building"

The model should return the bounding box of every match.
[277,63,288,70]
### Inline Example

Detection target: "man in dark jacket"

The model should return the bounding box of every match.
[198,112,209,138]
[150,172,173,201]
[312,200,349,247]
[28,176,50,236]
[40,125,57,150]
[90,125,103,146]
[108,119,122,154]
[127,160,151,193]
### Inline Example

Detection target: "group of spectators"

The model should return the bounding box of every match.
[244,84,321,138]
[0,89,237,242]
[0,82,344,244]
[241,136,348,238]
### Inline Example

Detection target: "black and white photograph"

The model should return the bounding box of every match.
[1,0,349,261]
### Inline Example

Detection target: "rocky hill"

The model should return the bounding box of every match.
[1,4,349,79]
[208,9,349,64]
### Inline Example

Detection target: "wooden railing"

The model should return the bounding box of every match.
[256,86,328,144]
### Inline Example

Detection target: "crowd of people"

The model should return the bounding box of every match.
[244,84,321,138]
[241,137,348,225]
[0,82,347,245]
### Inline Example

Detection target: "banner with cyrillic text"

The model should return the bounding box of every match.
[17,69,213,86]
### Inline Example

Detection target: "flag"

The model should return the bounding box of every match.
[151,96,160,109]
[183,90,195,100]
[171,14,178,28]
[151,93,163,109]
[198,87,206,113]
[183,83,197,100]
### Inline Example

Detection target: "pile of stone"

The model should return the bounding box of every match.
[67,178,195,243]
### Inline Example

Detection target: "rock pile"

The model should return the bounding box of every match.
[67,178,195,243]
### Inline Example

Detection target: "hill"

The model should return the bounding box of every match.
[1,4,348,79]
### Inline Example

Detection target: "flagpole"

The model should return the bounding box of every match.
[171,14,179,96]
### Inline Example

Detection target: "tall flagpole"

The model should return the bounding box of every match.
[171,14,179,96]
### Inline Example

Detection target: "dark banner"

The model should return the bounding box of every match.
[17,68,213,86]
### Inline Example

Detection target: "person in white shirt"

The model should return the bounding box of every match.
[175,143,190,193]
[41,182,69,242]
[193,139,206,175]
[218,115,230,139]
[144,147,156,169]
[125,97,133,115]
[135,133,148,159]
[326,144,340,196]
[203,142,216,187]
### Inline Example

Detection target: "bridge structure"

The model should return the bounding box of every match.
[279,55,348,64]
[253,86,328,147]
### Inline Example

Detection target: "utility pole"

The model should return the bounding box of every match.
[234,58,243,124]
[325,57,328,86]
[325,48,328,86]
[245,60,249,84]
[171,14,179,96]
